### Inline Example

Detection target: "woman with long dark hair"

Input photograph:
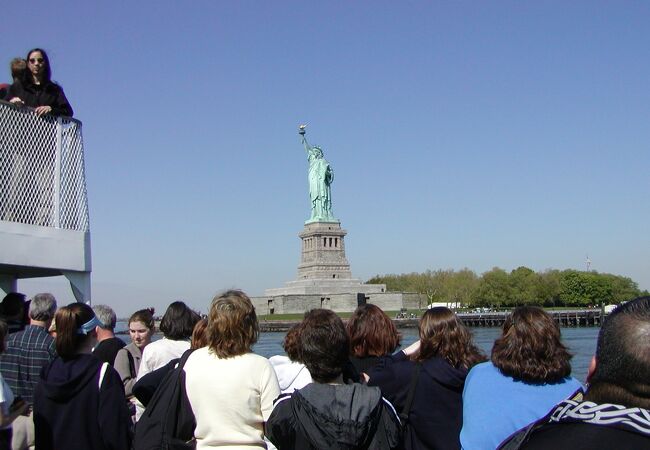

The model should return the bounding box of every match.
[366,307,485,450]
[33,303,131,449]
[460,306,583,450]
[6,48,73,117]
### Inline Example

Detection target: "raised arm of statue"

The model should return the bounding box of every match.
[301,134,312,154]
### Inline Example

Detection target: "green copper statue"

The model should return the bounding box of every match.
[299,125,337,223]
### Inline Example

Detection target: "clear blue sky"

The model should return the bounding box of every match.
[3,1,649,316]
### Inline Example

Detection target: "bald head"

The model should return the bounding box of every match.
[587,296,650,408]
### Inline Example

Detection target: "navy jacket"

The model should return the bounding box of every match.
[367,351,468,450]
[34,353,131,450]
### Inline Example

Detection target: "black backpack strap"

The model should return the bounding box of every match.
[177,348,195,370]
[399,362,421,427]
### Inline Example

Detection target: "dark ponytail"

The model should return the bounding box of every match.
[55,303,97,358]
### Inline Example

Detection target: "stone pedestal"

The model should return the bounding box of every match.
[264,221,385,297]
[297,222,351,280]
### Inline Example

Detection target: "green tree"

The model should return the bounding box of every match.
[534,270,562,306]
[475,267,511,308]
[559,270,613,306]
[448,268,479,307]
[509,266,539,305]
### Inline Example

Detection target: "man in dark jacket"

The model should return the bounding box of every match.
[501,296,650,449]
[266,309,401,450]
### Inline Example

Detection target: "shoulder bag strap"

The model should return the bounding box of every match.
[399,362,421,426]
[98,362,109,389]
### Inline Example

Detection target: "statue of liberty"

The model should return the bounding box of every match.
[299,125,337,223]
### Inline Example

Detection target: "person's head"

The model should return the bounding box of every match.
[10,58,26,82]
[0,319,7,353]
[128,308,155,349]
[491,306,571,383]
[207,290,258,358]
[29,293,57,324]
[417,307,486,369]
[25,48,51,83]
[300,309,349,383]
[283,324,303,362]
[313,146,323,158]
[54,303,102,359]
[159,301,200,340]
[190,318,209,350]
[92,304,117,331]
[346,304,400,358]
[0,292,25,320]
[586,296,650,409]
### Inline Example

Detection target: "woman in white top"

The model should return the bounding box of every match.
[135,301,200,419]
[183,290,280,449]
[0,319,29,450]
[268,324,312,394]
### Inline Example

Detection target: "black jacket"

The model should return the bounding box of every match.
[132,357,179,407]
[93,337,126,365]
[501,398,650,450]
[34,353,132,450]
[266,382,401,450]
[6,79,73,117]
[367,351,468,450]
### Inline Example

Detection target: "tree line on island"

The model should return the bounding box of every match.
[366,267,648,308]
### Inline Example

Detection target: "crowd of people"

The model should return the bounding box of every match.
[0,291,648,449]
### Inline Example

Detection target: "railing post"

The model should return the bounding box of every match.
[54,117,62,228]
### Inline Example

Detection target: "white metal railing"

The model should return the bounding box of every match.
[0,100,89,231]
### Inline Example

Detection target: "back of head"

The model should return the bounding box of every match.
[29,293,57,322]
[159,301,200,340]
[10,57,26,81]
[92,304,116,330]
[491,306,571,383]
[300,309,349,383]
[0,292,25,319]
[587,296,650,409]
[282,323,303,362]
[207,290,258,358]
[418,307,485,369]
[55,303,101,359]
[346,304,400,358]
[190,318,208,350]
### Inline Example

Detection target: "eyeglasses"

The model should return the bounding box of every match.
[29,58,44,64]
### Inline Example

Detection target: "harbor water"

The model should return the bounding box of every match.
[117,323,598,384]
[252,327,599,383]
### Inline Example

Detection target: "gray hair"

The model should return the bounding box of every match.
[29,293,57,322]
[92,304,117,330]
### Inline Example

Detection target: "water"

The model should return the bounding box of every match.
[117,322,598,383]
[252,327,599,383]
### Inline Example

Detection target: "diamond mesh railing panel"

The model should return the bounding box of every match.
[0,101,89,231]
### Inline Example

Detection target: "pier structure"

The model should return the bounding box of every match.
[391,309,604,329]
[0,101,91,302]
[259,309,605,332]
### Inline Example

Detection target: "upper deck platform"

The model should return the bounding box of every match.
[0,100,91,301]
